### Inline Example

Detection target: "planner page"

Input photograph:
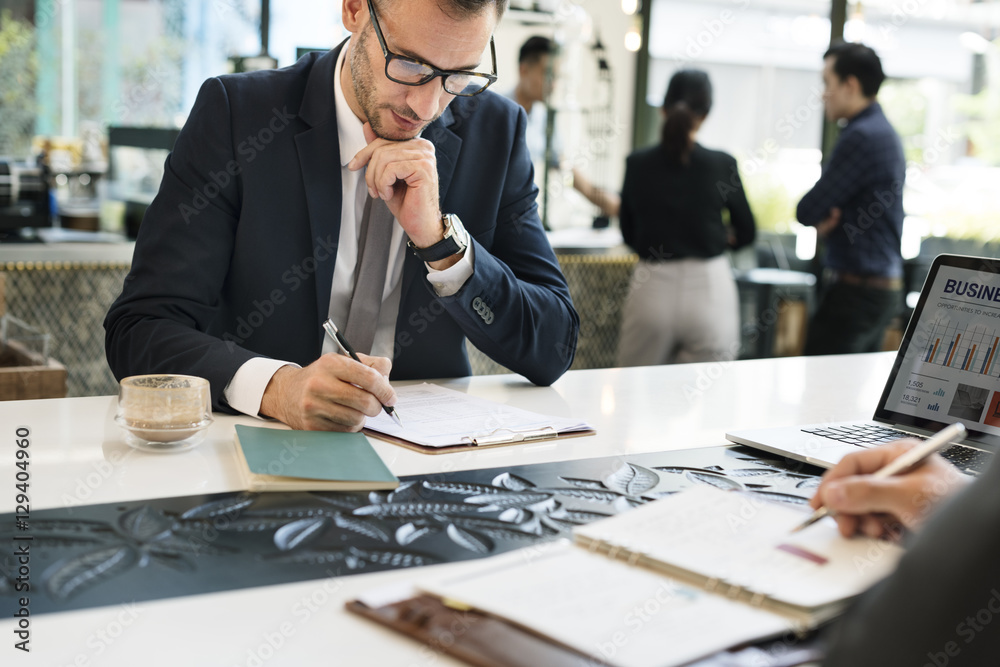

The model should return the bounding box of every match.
[419,540,792,667]
[574,485,904,609]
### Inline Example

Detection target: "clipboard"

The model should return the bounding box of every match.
[364,425,597,455]
[363,383,596,454]
[345,593,609,667]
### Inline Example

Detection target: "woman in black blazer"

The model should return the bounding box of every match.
[616,69,756,366]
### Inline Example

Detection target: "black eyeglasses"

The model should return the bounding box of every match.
[366,0,497,97]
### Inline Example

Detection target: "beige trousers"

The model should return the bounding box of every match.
[616,255,740,367]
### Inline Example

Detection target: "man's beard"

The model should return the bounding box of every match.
[350,27,439,141]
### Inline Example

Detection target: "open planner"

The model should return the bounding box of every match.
[350,486,904,667]
[363,383,595,453]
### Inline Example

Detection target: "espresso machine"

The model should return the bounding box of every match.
[0,159,52,241]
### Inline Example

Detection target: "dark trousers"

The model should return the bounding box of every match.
[804,282,901,355]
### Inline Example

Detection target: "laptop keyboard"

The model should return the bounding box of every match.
[940,446,993,474]
[801,424,992,474]
[802,424,920,445]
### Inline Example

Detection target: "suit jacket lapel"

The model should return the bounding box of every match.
[428,105,461,205]
[295,42,346,347]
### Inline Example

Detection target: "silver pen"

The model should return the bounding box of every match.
[322,319,403,428]
[791,422,967,533]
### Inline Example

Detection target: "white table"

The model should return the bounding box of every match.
[0,353,894,665]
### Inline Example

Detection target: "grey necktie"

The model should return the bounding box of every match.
[342,195,394,355]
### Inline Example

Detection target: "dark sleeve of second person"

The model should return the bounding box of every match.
[618,153,639,252]
[721,154,756,250]
[821,455,1000,666]
[796,129,870,227]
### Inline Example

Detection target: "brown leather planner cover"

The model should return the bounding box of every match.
[345,594,610,667]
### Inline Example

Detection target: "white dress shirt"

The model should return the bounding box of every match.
[223,42,475,418]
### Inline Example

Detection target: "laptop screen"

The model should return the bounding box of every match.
[875,254,1000,450]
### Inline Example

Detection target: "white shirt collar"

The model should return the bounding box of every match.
[334,42,368,169]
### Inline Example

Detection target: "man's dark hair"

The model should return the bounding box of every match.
[439,0,508,21]
[381,0,508,21]
[824,42,886,98]
[519,35,554,65]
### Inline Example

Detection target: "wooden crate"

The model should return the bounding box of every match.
[0,340,67,401]
[0,271,66,400]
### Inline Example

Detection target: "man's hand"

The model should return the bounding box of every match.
[348,122,447,252]
[815,206,841,238]
[259,354,395,431]
[809,439,970,539]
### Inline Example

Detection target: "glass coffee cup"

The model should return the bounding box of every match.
[115,374,213,451]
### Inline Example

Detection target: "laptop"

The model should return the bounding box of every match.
[726,254,1000,475]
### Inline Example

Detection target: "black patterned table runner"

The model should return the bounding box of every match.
[1,445,823,615]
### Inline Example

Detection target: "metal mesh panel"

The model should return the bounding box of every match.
[2,262,130,398]
[1,254,640,397]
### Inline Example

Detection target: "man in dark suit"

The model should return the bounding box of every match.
[810,441,1000,665]
[105,0,579,431]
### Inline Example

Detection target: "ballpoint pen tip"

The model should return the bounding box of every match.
[791,510,825,534]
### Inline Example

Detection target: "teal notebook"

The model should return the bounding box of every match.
[233,425,399,492]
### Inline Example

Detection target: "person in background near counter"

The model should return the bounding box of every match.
[510,36,558,174]
[105,0,579,432]
[509,35,620,218]
[797,42,905,356]
[615,69,755,367]
[810,441,999,666]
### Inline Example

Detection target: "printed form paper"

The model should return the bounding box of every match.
[365,383,592,448]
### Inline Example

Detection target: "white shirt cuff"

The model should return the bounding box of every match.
[223,357,300,418]
[424,240,475,297]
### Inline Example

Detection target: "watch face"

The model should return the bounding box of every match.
[442,215,467,252]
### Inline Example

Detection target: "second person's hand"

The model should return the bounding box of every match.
[815,206,842,238]
[809,439,970,539]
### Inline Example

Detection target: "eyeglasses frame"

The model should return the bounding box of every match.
[365,0,498,97]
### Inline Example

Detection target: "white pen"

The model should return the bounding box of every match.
[791,422,967,533]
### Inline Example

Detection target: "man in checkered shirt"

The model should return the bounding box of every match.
[797,42,905,356]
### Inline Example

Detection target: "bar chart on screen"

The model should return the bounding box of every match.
[880,260,1000,436]
[922,322,1000,377]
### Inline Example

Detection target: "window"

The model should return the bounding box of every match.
[646,0,1000,259]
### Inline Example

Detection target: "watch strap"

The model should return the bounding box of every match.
[408,215,468,263]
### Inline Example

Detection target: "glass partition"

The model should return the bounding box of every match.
[646,0,1000,265]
